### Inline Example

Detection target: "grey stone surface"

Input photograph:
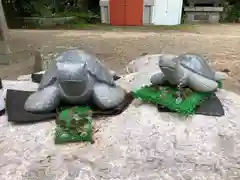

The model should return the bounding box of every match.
[184,6,223,24]
[186,0,221,6]
[143,5,154,25]
[99,0,109,24]
[2,55,240,180]
[184,7,224,12]
[99,0,108,6]
[144,0,155,6]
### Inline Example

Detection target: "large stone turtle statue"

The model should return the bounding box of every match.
[24,49,126,113]
[150,53,226,92]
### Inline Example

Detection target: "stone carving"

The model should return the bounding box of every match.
[150,53,226,92]
[24,49,126,113]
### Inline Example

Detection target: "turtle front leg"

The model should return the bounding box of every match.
[24,85,60,113]
[150,72,167,86]
[92,83,126,110]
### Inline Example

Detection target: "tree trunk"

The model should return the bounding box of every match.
[0,0,7,41]
[0,0,11,64]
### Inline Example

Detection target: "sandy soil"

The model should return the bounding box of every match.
[1,24,240,93]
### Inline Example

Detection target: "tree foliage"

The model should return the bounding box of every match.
[1,0,239,27]
[2,0,100,18]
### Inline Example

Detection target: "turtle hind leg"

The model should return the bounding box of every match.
[24,85,60,113]
[150,72,166,86]
[92,83,126,110]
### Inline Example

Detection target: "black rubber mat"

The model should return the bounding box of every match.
[157,94,225,117]
[6,90,133,123]
[31,73,43,83]
[31,73,121,84]
[6,90,56,123]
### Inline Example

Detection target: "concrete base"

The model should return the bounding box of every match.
[184,6,223,23]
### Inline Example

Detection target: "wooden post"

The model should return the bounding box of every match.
[0,0,11,64]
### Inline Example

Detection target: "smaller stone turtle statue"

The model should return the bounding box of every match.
[150,53,226,93]
[25,49,126,113]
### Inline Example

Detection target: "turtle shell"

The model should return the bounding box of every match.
[176,53,215,80]
[39,49,115,90]
[55,49,115,85]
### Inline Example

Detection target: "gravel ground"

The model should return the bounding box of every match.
[1,24,240,92]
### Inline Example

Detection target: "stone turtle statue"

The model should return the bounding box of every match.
[150,53,226,92]
[25,49,126,113]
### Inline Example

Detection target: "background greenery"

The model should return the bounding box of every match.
[1,0,239,29]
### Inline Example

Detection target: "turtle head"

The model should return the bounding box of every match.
[158,54,177,76]
[158,54,188,85]
[58,62,89,96]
